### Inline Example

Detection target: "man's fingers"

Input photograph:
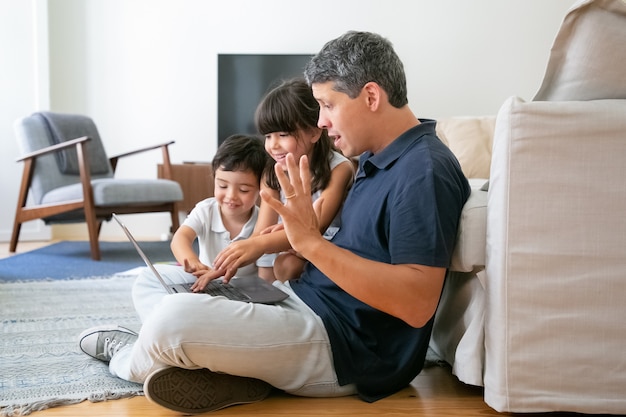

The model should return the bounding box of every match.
[261,188,287,216]
[285,153,302,194]
[299,155,312,196]
[274,156,293,195]
[274,153,310,199]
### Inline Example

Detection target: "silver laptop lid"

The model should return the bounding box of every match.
[111,213,174,294]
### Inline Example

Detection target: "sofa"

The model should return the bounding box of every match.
[429,0,626,413]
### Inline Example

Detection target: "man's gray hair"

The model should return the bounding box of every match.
[304,31,408,108]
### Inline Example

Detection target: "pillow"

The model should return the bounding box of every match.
[533,0,626,101]
[436,116,495,179]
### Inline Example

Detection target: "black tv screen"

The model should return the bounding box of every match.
[217,54,313,145]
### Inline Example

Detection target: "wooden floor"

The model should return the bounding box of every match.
[13,366,512,417]
[0,241,589,417]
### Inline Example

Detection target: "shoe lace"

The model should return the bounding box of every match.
[103,336,131,359]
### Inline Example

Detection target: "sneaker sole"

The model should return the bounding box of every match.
[144,367,272,414]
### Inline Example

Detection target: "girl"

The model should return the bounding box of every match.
[214,78,354,282]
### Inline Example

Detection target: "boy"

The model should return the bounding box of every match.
[94,133,268,325]
[168,134,269,292]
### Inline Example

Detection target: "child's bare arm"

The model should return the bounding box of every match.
[251,181,280,236]
[170,225,208,272]
[313,160,354,232]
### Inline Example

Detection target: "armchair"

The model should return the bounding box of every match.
[10,112,183,260]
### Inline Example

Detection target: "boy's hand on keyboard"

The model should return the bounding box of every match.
[183,259,210,274]
[190,268,225,292]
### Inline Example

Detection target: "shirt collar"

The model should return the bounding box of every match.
[358,119,436,177]
[210,203,227,233]
[210,203,259,241]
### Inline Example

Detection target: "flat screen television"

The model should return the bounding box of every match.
[217,54,314,145]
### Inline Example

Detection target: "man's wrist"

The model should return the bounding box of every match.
[297,234,329,262]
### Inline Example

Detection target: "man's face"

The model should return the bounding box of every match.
[312,81,371,158]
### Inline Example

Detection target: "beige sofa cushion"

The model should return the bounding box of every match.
[534,0,626,100]
[436,116,493,273]
[436,116,495,179]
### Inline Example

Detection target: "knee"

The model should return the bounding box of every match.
[132,266,159,294]
[258,266,276,283]
[140,294,198,337]
[273,253,306,282]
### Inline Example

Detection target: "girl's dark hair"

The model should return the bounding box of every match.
[255,78,334,194]
[212,134,270,184]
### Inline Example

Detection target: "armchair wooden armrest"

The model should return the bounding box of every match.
[109,140,175,177]
[13,135,95,226]
[15,136,91,163]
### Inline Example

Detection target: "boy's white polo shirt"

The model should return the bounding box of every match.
[182,197,259,279]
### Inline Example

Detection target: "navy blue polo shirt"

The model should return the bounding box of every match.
[290,120,470,402]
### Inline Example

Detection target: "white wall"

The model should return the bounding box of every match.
[0,0,50,242]
[0,0,575,241]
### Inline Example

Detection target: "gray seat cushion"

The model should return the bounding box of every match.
[41,178,183,206]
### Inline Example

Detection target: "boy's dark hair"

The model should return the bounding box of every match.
[255,78,334,193]
[212,134,269,184]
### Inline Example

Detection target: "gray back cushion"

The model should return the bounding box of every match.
[36,112,112,175]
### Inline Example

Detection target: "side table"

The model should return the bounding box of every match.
[158,162,214,213]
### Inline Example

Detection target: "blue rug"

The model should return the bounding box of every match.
[0,241,177,281]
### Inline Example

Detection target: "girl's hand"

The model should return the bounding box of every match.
[190,267,224,292]
[259,223,285,235]
[213,239,264,282]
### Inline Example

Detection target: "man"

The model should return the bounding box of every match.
[79,31,470,414]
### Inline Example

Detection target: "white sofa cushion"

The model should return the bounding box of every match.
[534,0,626,101]
[449,179,488,273]
[485,96,626,413]
[430,269,486,387]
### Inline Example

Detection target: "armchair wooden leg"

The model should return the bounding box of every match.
[84,215,101,261]
[9,219,22,253]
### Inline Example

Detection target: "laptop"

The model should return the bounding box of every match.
[112,213,289,304]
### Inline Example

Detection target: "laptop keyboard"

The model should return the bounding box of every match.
[183,281,251,301]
